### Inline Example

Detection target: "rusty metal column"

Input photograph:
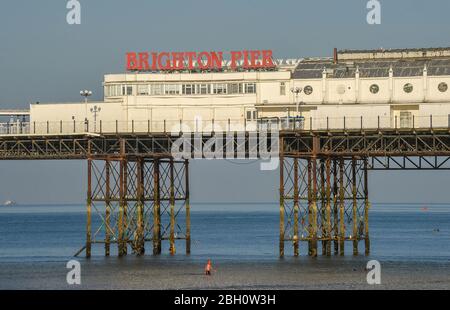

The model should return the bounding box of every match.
[307,158,318,257]
[352,157,358,255]
[86,158,92,258]
[118,157,127,257]
[333,159,339,255]
[325,157,332,256]
[309,136,319,257]
[153,158,161,255]
[135,157,145,255]
[307,158,312,255]
[169,158,176,255]
[185,159,191,255]
[117,139,128,256]
[105,160,111,256]
[293,158,299,256]
[311,157,318,257]
[320,159,326,255]
[279,142,285,258]
[339,158,345,256]
[122,158,128,255]
[364,158,370,255]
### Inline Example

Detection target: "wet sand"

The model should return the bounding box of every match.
[0,256,449,290]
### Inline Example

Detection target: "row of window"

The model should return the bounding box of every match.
[105,83,257,97]
[370,82,448,94]
[106,81,450,97]
[296,82,449,96]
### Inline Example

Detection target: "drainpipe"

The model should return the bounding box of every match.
[423,64,428,102]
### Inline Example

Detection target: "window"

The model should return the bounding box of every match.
[244,83,256,94]
[246,110,258,120]
[213,83,227,94]
[107,85,121,97]
[165,84,180,95]
[182,84,195,95]
[122,85,133,96]
[370,84,379,94]
[400,111,412,128]
[196,84,210,95]
[304,85,313,95]
[280,82,286,96]
[137,84,149,96]
[150,84,163,95]
[246,111,252,120]
[228,83,242,94]
[403,83,414,93]
[438,82,448,93]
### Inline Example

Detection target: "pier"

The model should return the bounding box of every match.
[1,117,450,258]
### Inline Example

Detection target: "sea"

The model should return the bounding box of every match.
[0,203,449,264]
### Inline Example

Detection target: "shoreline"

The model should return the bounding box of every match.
[0,257,449,290]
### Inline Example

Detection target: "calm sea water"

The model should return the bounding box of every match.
[0,203,449,263]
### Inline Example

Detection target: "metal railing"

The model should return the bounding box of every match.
[1,115,450,135]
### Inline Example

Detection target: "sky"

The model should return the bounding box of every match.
[1,0,450,206]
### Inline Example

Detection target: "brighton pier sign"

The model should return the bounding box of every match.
[126,50,282,71]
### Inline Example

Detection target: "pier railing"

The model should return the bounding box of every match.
[1,115,450,135]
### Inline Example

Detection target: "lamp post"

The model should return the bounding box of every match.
[80,90,92,130]
[90,105,101,132]
[290,87,303,117]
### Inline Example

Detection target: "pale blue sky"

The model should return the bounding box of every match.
[1,0,450,205]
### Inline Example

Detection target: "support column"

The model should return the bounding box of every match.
[320,159,326,255]
[311,157,318,257]
[325,157,332,256]
[118,158,127,257]
[122,158,128,255]
[86,158,92,258]
[352,157,358,256]
[364,158,370,255]
[293,158,299,256]
[135,157,145,255]
[105,160,111,256]
[339,157,345,256]
[279,150,285,258]
[169,159,176,255]
[185,159,191,255]
[333,159,339,255]
[308,158,318,257]
[307,159,312,255]
[153,159,161,255]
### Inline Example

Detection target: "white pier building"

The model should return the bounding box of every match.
[4,47,450,134]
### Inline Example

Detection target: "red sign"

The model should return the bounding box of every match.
[126,50,275,71]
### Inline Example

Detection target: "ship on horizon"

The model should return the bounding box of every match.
[2,200,17,206]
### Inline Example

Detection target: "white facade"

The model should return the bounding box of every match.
[27,48,450,133]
